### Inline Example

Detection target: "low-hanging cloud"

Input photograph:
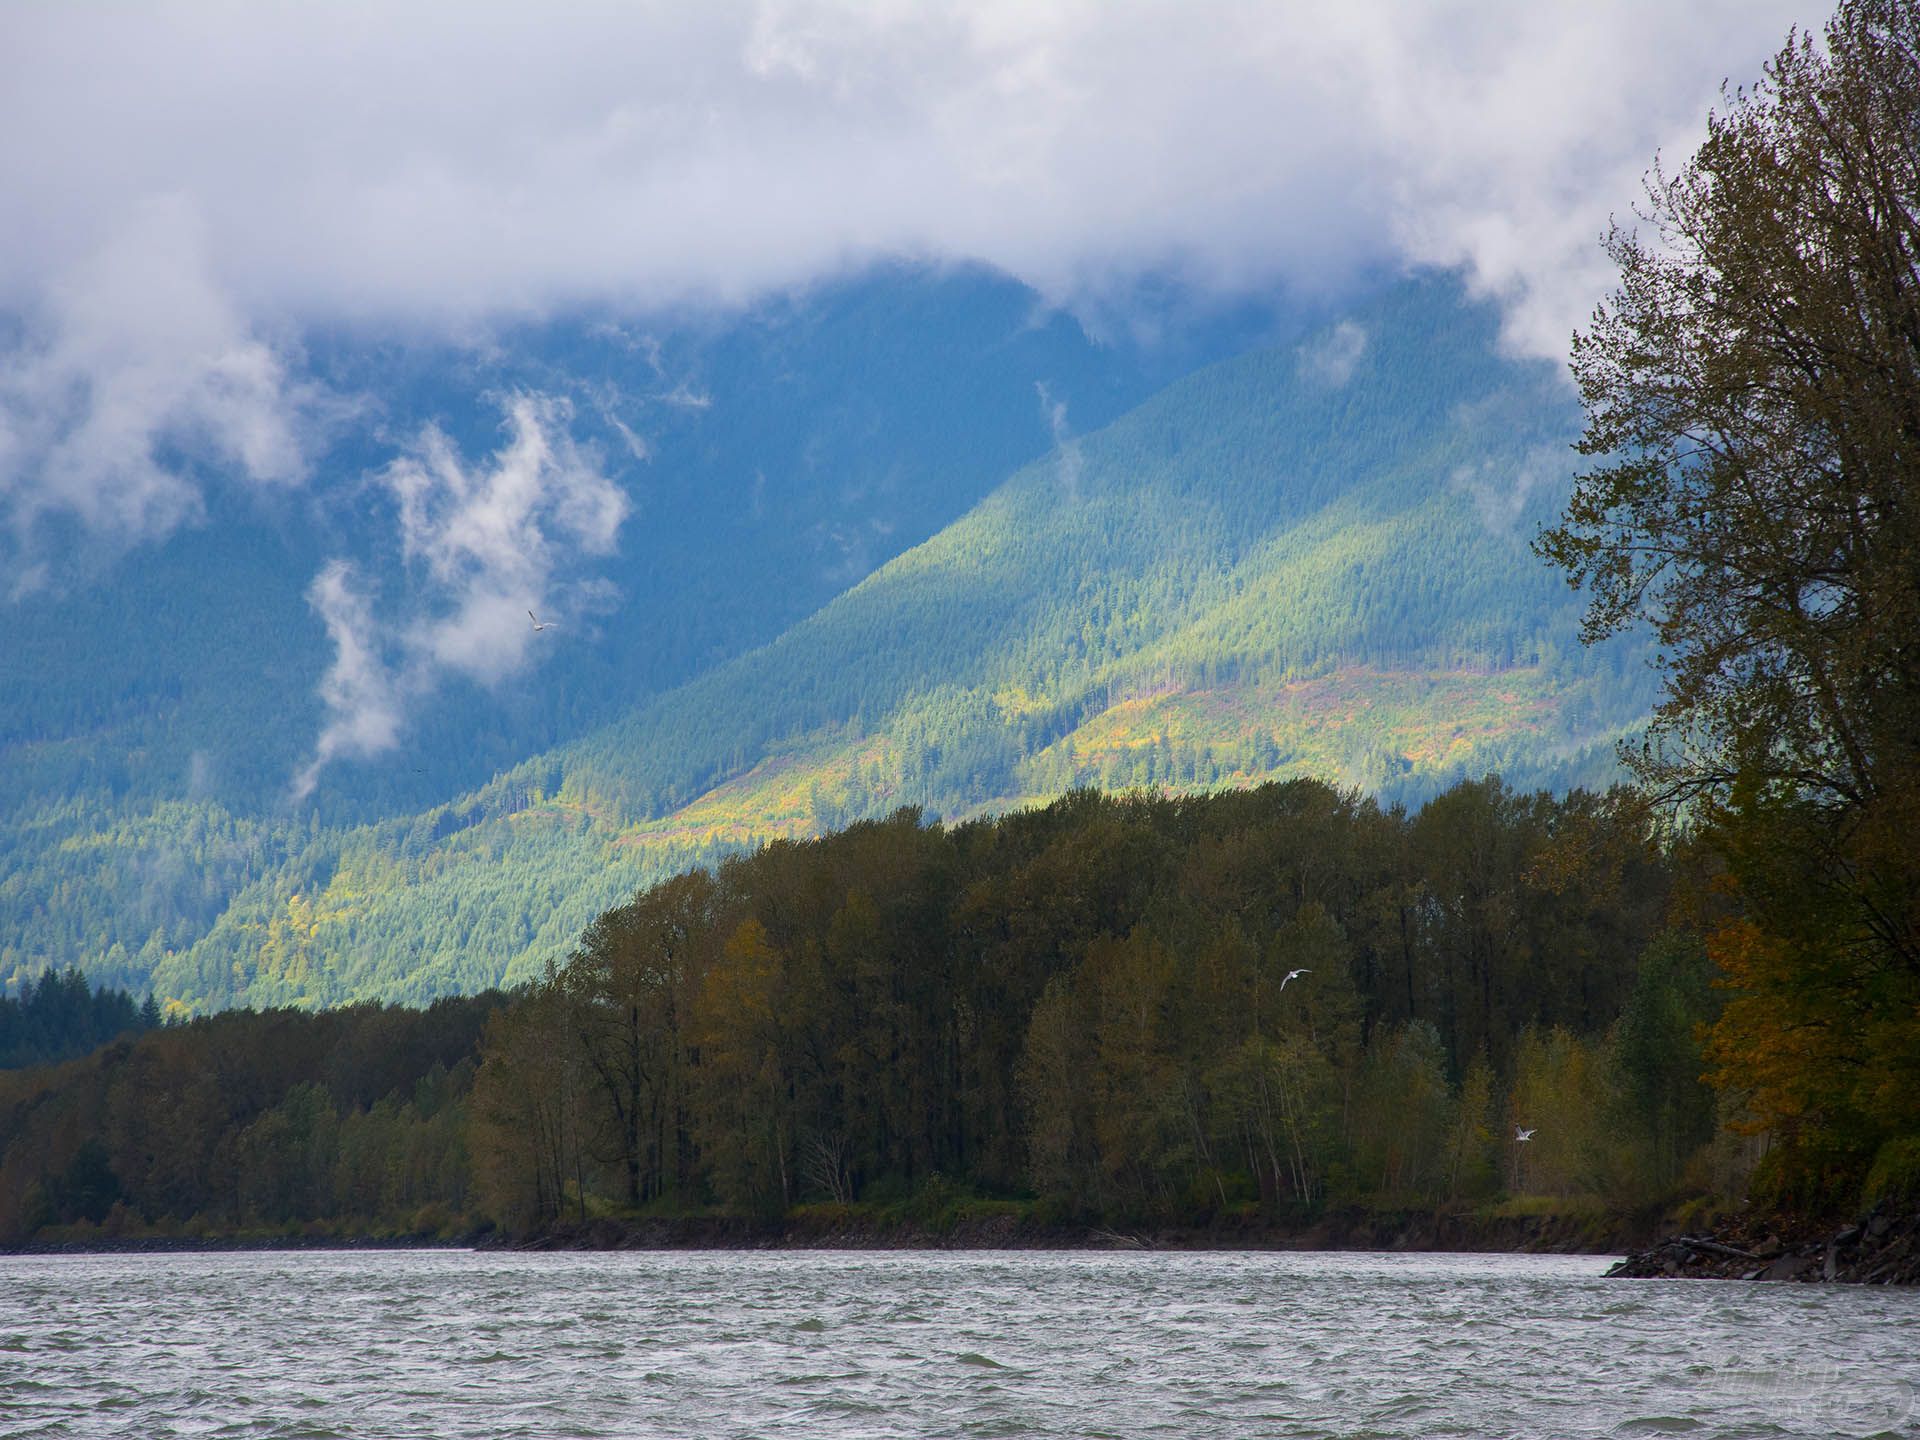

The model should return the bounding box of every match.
[294,561,403,801]
[1297,321,1370,388]
[386,392,627,681]
[0,198,321,591]
[0,0,1815,579]
[1448,445,1568,537]
[293,393,629,797]
[1035,381,1082,502]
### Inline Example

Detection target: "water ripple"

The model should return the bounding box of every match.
[0,1250,1915,1438]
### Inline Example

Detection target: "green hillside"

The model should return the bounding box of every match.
[9,278,1653,1011]
[1,266,1203,835]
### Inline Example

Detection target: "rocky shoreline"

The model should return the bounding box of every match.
[1608,1203,1920,1284]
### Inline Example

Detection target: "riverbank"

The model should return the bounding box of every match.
[1608,1202,1920,1283]
[494,1202,1673,1255]
[30,1200,1918,1278]
[5,1202,1667,1257]
[0,1233,481,1256]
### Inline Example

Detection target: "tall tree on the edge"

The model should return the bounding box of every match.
[1537,0,1920,1203]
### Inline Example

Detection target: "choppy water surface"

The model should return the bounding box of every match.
[2,1248,1915,1438]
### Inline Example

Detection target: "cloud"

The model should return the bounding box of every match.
[1325,4,1817,358]
[0,197,320,588]
[0,3,1813,323]
[1035,381,1082,501]
[1448,445,1567,536]
[0,1,1815,573]
[582,327,712,411]
[592,393,653,463]
[385,392,626,680]
[294,561,403,800]
[294,393,628,795]
[1298,321,1369,387]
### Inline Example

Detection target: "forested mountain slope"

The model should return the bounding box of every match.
[559,277,1639,828]
[101,276,1656,1012]
[1,266,1269,996]
[3,265,1215,831]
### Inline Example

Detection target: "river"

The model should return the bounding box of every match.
[1,1249,1914,1437]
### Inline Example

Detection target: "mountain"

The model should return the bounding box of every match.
[0,265,1287,995]
[17,273,1651,1014]
[3,264,1263,833]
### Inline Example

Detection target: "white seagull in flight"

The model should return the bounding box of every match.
[1280,968,1310,990]
[528,610,558,632]
[1515,1127,1535,1143]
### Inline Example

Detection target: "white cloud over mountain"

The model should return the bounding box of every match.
[385,392,627,685]
[0,198,321,591]
[0,0,1816,572]
[294,393,628,797]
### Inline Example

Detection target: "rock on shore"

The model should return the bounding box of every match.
[1608,1204,1920,1283]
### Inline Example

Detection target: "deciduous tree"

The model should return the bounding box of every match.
[1537,0,1920,1199]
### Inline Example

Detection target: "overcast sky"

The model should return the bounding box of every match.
[0,0,1818,578]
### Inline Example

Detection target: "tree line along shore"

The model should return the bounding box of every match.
[0,778,1903,1262]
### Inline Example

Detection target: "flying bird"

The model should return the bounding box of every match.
[528,610,558,632]
[1280,968,1310,990]
[1515,1127,1535,1143]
